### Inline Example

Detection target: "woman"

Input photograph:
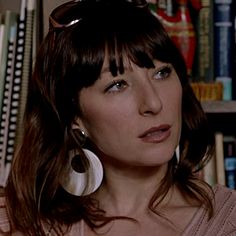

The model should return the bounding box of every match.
[1,0,235,235]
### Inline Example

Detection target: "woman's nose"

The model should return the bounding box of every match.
[138,81,163,116]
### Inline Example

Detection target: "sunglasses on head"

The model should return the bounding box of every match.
[49,0,148,29]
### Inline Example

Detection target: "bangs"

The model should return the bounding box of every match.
[66,2,180,89]
[105,28,174,77]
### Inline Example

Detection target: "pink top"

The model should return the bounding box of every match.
[182,184,236,236]
[0,184,235,235]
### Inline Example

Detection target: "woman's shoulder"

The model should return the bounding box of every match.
[207,185,236,234]
[183,184,236,236]
[214,184,236,204]
[213,184,236,219]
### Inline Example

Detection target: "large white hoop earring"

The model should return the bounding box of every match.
[61,148,103,196]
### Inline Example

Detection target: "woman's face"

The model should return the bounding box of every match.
[77,59,182,168]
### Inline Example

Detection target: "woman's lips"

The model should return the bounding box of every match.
[139,124,171,143]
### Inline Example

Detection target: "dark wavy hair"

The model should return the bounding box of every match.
[5,1,215,235]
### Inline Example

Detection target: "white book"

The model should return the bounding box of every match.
[0,24,5,68]
[0,11,18,120]
[215,132,226,186]
[16,0,36,145]
[0,24,17,186]
[203,152,217,187]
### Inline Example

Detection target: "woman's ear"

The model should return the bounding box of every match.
[71,118,88,146]
[72,117,87,135]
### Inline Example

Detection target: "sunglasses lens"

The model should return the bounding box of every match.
[51,1,82,26]
[50,0,148,28]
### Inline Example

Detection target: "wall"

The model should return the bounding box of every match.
[0,0,20,13]
[0,0,68,36]
[43,0,68,35]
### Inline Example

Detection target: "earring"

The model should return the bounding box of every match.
[61,131,103,196]
[175,145,180,162]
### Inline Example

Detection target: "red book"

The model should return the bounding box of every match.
[156,0,199,77]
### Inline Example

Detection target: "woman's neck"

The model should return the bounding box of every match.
[92,163,169,216]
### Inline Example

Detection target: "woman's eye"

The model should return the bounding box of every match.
[153,65,172,80]
[105,80,128,93]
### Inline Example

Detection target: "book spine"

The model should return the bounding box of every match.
[203,152,217,187]
[0,11,18,120]
[16,0,35,145]
[215,132,226,186]
[224,157,236,189]
[223,136,236,190]
[213,0,234,100]
[0,0,27,186]
[233,3,236,99]
[197,0,214,82]
[6,0,27,151]
[0,14,5,67]
[0,24,17,186]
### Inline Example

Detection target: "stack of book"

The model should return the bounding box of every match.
[203,133,236,190]
[149,0,236,101]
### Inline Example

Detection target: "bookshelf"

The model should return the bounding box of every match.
[0,0,235,189]
[202,101,236,134]
[202,101,236,113]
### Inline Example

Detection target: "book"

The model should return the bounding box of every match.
[195,0,214,82]
[0,11,18,120]
[223,135,236,189]
[214,132,226,186]
[203,151,217,187]
[0,21,18,186]
[154,0,198,78]
[0,0,27,186]
[213,0,234,101]
[0,14,5,68]
[34,0,43,56]
[5,0,27,156]
[15,0,35,146]
[233,5,236,100]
